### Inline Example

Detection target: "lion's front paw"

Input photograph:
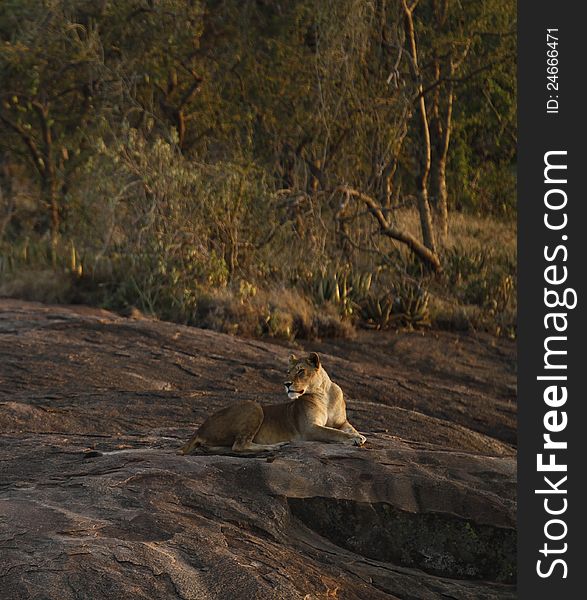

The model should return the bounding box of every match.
[352,434,367,446]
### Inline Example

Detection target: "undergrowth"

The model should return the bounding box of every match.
[0,215,516,341]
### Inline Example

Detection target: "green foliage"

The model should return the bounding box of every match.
[359,279,430,330]
[392,280,431,327]
[0,0,516,339]
[444,247,491,285]
[306,268,373,318]
[443,245,515,310]
[437,243,516,336]
[359,293,396,330]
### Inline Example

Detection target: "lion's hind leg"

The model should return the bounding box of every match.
[229,403,289,453]
[231,438,288,453]
[181,400,266,455]
[179,435,202,455]
[181,401,289,455]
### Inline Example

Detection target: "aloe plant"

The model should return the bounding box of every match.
[307,268,373,318]
[393,280,430,326]
[359,293,396,329]
[359,280,430,330]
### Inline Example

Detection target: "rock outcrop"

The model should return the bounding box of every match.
[0,300,516,599]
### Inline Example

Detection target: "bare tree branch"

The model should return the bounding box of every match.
[334,186,441,272]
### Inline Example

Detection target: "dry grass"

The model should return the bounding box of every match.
[382,208,517,335]
[0,209,516,339]
[194,286,355,340]
[0,269,73,305]
[391,208,516,255]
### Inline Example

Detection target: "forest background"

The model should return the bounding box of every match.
[0,0,516,340]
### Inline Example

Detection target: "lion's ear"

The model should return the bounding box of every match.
[289,353,298,365]
[308,352,320,369]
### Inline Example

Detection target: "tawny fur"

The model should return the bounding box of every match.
[180,352,366,454]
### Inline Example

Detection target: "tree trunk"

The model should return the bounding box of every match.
[32,102,60,249]
[0,106,60,248]
[176,109,186,150]
[435,155,449,240]
[402,0,437,254]
[433,67,453,242]
[43,176,60,250]
[376,159,398,209]
[310,159,321,194]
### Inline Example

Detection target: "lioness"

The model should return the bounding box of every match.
[180,352,366,454]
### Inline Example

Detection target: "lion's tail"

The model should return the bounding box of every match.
[179,435,202,455]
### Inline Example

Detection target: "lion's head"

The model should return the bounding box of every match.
[284,352,325,399]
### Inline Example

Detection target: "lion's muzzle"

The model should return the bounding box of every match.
[284,381,305,399]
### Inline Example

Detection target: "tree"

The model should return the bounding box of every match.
[0,1,105,247]
[0,0,516,283]
[401,0,437,253]
[413,0,516,230]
